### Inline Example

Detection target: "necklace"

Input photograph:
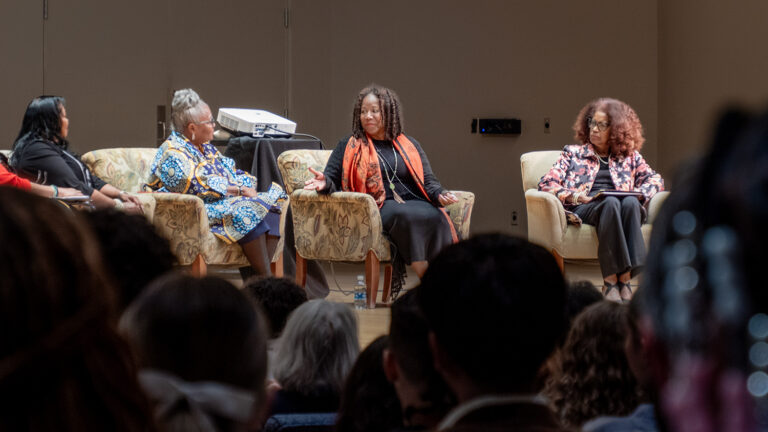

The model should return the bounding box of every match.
[374,142,407,203]
[596,153,610,165]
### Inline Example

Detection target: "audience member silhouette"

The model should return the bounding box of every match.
[417,233,568,431]
[638,108,768,431]
[81,209,177,312]
[269,300,359,416]
[336,336,403,432]
[545,301,643,429]
[120,273,269,432]
[0,187,155,431]
[384,288,456,430]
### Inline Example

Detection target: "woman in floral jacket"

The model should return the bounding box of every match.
[539,98,663,302]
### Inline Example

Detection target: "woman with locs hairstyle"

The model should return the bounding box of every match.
[304,85,458,294]
[11,96,144,213]
[148,89,287,277]
[539,98,663,302]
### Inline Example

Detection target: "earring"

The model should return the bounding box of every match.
[191,132,196,141]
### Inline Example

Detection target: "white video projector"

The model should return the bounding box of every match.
[216,108,297,138]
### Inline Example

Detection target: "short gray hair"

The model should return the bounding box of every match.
[171,88,208,132]
[273,300,359,395]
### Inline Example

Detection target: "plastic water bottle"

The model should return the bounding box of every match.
[354,275,367,309]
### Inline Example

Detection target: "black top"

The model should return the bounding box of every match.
[320,135,445,204]
[11,139,106,196]
[269,388,340,415]
[589,158,614,196]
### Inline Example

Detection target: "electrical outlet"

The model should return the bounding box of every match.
[544,117,551,134]
[511,210,519,226]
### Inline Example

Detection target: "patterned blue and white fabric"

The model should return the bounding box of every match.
[148,132,286,243]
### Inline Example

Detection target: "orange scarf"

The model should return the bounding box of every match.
[341,134,458,242]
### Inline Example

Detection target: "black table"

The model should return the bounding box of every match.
[223,136,329,298]
[224,136,323,192]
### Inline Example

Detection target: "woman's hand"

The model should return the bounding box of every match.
[438,191,458,206]
[304,167,326,191]
[119,191,142,207]
[122,201,144,215]
[240,185,257,198]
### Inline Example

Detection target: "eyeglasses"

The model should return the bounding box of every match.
[587,117,610,132]
[195,118,216,126]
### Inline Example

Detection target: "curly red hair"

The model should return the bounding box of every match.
[573,98,645,157]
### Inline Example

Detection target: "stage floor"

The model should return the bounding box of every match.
[221,258,633,350]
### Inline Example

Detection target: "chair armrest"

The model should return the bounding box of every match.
[647,191,669,224]
[151,193,208,265]
[444,190,475,240]
[289,189,390,261]
[524,189,567,250]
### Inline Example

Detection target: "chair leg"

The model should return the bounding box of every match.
[190,254,207,277]
[381,264,393,305]
[551,249,564,274]
[295,252,307,287]
[271,252,284,278]
[365,250,380,309]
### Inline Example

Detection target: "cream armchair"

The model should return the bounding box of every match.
[277,149,475,308]
[520,150,668,270]
[82,148,284,276]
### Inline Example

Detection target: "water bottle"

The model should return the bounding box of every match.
[354,275,367,309]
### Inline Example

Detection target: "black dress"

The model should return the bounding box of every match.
[320,136,453,265]
[11,138,106,196]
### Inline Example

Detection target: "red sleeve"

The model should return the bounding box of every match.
[0,165,32,190]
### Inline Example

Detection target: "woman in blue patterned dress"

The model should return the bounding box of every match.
[148,89,286,276]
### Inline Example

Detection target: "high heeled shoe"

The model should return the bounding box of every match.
[602,281,622,302]
[619,281,634,303]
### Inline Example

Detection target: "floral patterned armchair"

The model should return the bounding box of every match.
[277,149,475,308]
[520,150,669,270]
[82,148,284,276]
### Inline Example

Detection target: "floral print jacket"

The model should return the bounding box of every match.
[538,144,664,210]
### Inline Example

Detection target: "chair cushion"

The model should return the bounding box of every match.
[277,150,333,194]
[81,148,158,193]
[520,150,561,192]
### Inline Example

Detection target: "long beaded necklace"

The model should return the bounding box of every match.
[374,143,406,203]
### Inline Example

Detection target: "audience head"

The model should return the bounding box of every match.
[565,280,603,329]
[81,209,177,312]
[170,88,213,146]
[638,108,768,431]
[545,301,642,429]
[272,300,359,396]
[12,95,68,156]
[385,289,455,428]
[573,97,645,157]
[120,273,268,431]
[243,276,307,338]
[0,187,154,431]
[336,336,403,432]
[352,84,403,140]
[418,233,567,399]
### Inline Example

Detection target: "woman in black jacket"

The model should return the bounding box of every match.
[11,96,143,213]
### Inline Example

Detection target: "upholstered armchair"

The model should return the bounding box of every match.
[82,148,284,276]
[520,150,669,270]
[277,149,475,308]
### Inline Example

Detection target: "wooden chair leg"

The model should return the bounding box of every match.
[190,254,207,277]
[271,252,284,278]
[381,264,393,305]
[552,249,564,274]
[295,252,307,287]
[365,250,380,309]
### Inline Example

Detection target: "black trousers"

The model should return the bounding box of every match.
[574,196,646,278]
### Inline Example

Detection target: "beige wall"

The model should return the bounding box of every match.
[658,0,768,182]
[290,0,658,235]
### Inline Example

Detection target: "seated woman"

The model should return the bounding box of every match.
[148,89,286,277]
[304,85,458,289]
[539,98,663,301]
[1,154,80,198]
[269,300,359,416]
[11,96,143,213]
